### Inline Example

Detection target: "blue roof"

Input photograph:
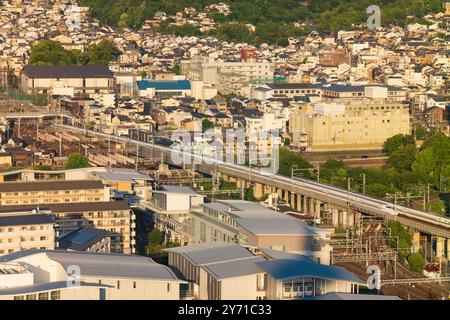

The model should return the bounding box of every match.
[255,259,364,284]
[137,79,191,91]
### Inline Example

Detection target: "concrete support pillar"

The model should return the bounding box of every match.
[332,209,339,226]
[302,196,308,214]
[315,200,321,219]
[347,210,354,227]
[447,239,450,262]
[290,193,296,208]
[436,237,445,258]
[309,198,314,216]
[277,188,283,200]
[253,182,264,199]
[296,194,302,212]
[412,232,421,253]
[283,191,289,203]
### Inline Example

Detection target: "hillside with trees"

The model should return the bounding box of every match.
[80,0,444,44]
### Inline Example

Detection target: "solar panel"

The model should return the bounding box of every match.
[70,231,98,244]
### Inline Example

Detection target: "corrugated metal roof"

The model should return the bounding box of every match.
[0,250,184,282]
[202,200,318,236]
[202,256,266,280]
[255,259,364,284]
[164,242,253,266]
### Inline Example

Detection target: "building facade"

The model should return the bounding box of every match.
[20,65,114,95]
[290,101,411,151]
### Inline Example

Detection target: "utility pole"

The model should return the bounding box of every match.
[135,144,139,171]
[314,164,320,182]
[360,173,366,194]
[59,133,62,156]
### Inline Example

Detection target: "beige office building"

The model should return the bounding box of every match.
[184,56,274,86]
[290,101,411,151]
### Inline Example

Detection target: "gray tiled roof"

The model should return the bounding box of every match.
[23,65,113,79]
[164,242,253,266]
[0,214,55,227]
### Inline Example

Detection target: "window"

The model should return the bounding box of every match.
[26,294,36,300]
[117,281,120,289]
[50,291,60,300]
[167,283,171,292]
[133,281,136,289]
[38,292,49,300]
[14,296,24,300]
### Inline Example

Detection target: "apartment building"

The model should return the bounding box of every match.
[0,167,152,206]
[1,201,135,254]
[0,209,55,256]
[290,101,411,151]
[185,200,332,264]
[165,242,364,300]
[185,56,274,86]
[20,65,114,95]
[0,180,109,205]
[0,250,184,300]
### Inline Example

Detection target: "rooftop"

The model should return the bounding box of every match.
[255,258,364,284]
[137,79,191,91]
[0,214,55,227]
[202,200,319,236]
[0,201,130,213]
[164,242,254,266]
[0,180,104,193]
[58,226,114,251]
[23,65,114,79]
[0,250,184,282]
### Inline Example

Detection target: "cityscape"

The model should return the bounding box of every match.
[0,0,449,305]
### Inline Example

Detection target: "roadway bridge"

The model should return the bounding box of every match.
[55,124,450,259]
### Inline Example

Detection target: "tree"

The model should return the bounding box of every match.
[148,229,163,246]
[201,119,214,132]
[65,154,89,169]
[85,40,120,65]
[388,144,417,172]
[118,13,129,29]
[29,40,80,66]
[388,221,412,260]
[383,134,416,155]
[415,124,427,140]
[408,252,425,273]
